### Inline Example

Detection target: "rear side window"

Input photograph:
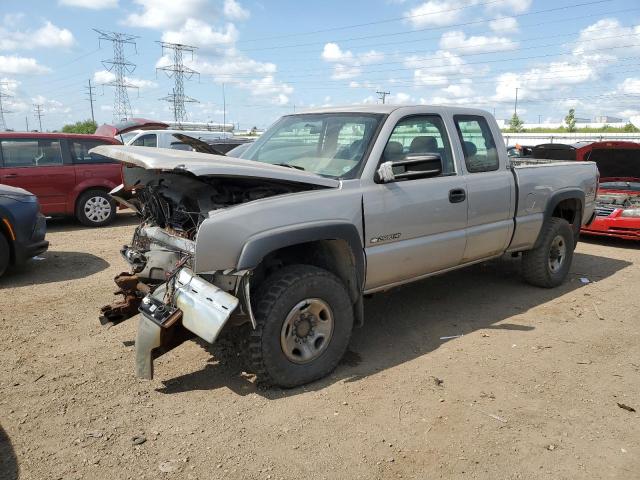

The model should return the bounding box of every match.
[70,140,116,164]
[1,138,64,168]
[131,134,157,147]
[454,115,499,173]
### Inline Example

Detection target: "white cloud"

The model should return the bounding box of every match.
[161,19,238,52]
[59,0,118,9]
[31,95,71,114]
[439,31,517,54]
[489,16,518,33]
[0,55,50,75]
[405,0,467,28]
[125,0,207,29]
[486,0,531,14]
[93,70,158,89]
[246,75,293,103]
[618,78,640,95]
[406,50,475,86]
[0,21,74,50]
[321,42,384,80]
[442,83,473,97]
[223,0,250,21]
[572,18,640,59]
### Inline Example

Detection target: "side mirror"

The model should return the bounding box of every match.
[376,154,442,183]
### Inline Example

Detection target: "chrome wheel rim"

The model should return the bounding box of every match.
[548,235,567,273]
[280,298,334,364]
[84,196,111,223]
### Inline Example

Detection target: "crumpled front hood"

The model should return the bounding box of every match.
[90,145,340,189]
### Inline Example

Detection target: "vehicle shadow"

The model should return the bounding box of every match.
[156,252,631,397]
[0,425,18,480]
[0,250,109,288]
[46,211,138,233]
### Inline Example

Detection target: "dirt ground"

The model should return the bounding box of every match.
[1,213,639,480]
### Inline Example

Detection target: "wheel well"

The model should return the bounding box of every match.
[74,187,110,211]
[252,239,361,306]
[0,226,15,265]
[552,198,582,236]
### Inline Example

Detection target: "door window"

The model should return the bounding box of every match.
[454,115,499,173]
[70,140,116,164]
[1,138,64,167]
[383,115,455,175]
[131,134,157,147]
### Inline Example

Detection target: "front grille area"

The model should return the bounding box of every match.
[595,205,616,217]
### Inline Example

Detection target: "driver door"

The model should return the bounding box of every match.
[362,115,468,291]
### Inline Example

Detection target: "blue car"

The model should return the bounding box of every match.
[0,184,48,277]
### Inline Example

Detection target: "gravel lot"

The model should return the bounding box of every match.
[1,212,639,480]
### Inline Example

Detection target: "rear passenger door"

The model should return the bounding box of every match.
[69,138,121,188]
[0,137,75,215]
[453,115,514,262]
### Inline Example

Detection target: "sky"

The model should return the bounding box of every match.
[0,0,639,131]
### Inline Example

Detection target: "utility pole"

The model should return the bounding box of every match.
[25,116,29,132]
[0,82,13,131]
[85,78,96,123]
[94,29,139,122]
[538,115,542,124]
[33,104,44,132]
[222,83,226,132]
[157,41,199,123]
[514,87,519,116]
[376,90,390,104]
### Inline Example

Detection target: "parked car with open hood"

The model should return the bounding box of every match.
[0,184,48,277]
[533,140,640,240]
[95,105,598,387]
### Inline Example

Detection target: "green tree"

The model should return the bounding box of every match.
[62,119,98,134]
[509,113,524,132]
[624,122,639,132]
[564,109,576,132]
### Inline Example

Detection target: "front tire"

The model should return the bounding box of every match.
[0,233,9,277]
[76,189,116,227]
[249,265,354,388]
[522,217,574,288]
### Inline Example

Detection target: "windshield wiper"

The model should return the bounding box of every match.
[274,163,305,171]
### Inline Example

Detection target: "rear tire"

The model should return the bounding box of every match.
[0,233,9,277]
[76,189,116,227]
[249,265,354,388]
[522,217,574,288]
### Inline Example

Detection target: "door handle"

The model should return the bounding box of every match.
[3,173,18,178]
[449,188,466,203]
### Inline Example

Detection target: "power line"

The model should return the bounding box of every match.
[94,29,139,122]
[238,0,511,43]
[0,82,13,131]
[156,41,199,123]
[240,0,613,52]
[85,78,96,123]
[33,104,44,132]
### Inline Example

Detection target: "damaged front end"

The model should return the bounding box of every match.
[95,146,332,379]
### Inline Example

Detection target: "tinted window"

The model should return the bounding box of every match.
[132,134,157,147]
[70,140,116,164]
[1,138,64,168]
[384,115,455,175]
[454,115,499,173]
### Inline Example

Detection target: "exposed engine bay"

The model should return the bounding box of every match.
[596,192,640,209]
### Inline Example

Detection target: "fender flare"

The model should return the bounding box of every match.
[236,222,365,288]
[534,189,584,248]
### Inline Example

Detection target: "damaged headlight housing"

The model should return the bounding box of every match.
[620,208,640,217]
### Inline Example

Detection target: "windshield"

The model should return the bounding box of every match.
[600,181,640,192]
[238,113,383,179]
[119,131,138,144]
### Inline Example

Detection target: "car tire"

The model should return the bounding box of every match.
[521,217,574,288]
[249,264,354,388]
[76,189,116,227]
[0,233,9,277]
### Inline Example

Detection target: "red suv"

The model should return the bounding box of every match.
[0,133,122,227]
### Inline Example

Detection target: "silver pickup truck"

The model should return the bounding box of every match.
[96,105,598,387]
